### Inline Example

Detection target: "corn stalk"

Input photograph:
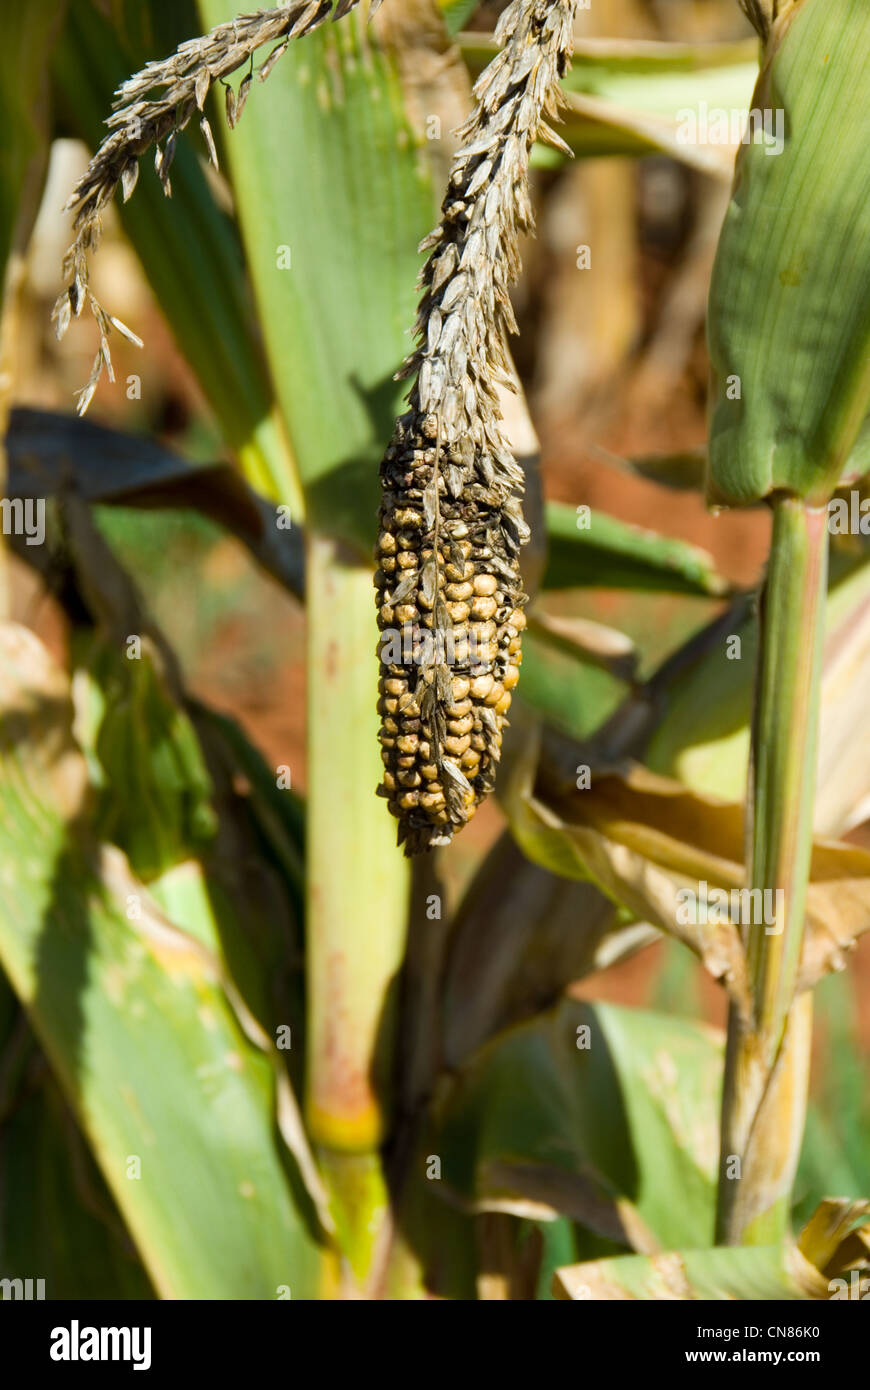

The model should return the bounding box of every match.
[305,532,409,1281]
[716,500,827,1244]
[709,0,870,1243]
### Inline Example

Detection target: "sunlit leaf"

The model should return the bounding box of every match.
[543,501,731,596]
[0,623,325,1298]
[707,1,870,504]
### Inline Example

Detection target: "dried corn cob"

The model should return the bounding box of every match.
[375,0,577,854]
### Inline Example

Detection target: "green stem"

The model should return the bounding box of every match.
[305,532,410,1280]
[717,495,828,1246]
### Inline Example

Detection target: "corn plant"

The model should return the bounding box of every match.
[0,0,868,1302]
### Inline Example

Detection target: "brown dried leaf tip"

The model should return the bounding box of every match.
[52,0,376,414]
[375,0,577,854]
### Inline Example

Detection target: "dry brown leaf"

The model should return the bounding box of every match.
[507,745,870,1008]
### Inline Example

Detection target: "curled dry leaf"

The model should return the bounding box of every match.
[552,1241,828,1301]
[797,1197,870,1284]
[504,743,870,1010]
[552,1195,870,1301]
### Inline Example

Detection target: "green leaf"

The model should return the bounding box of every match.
[424,999,723,1253]
[643,600,758,805]
[386,1166,479,1300]
[542,501,731,596]
[182,701,308,1097]
[196,0,435,554]
[518,635,629,743]
[189,700,305,907]
[0,623,325,1299]
[796,972,870,1227]
[79,635,218,883]
[707,0,870,504]
[644,554,870,834]
[69,607,308,1097]
[440,0,479,38]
